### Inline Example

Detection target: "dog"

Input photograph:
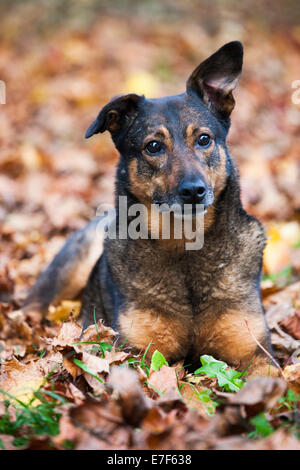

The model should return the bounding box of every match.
[24,41,278,376]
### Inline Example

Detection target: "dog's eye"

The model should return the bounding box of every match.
[196,134,211,148]
[145,140,164,155]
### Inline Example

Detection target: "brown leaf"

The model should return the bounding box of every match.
[148,365,179,396]
[255,428,300,450]
[81,351,110,374]
[51,415,80,448]
[108,366,150,426]
[280,310,300,340]
[264,282,300,357]
[283,362,300,392]
[81,320,117,345]
[227,377,287,410]
[48,317,82,348]
[142,407,170,434]
[104,349,129,365]
[70,399,130,449]
[63,356,80,379]
[180,382,212,417]
[68,383,85,405]
[0,353,62,404]
[83,373,105,396]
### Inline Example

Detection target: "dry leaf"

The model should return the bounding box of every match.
[48,300,81,323]
[148,365,179,396]
[108,366,149,426]
[283,362,300,392]
[227,377,287,410]
[48,318,82,348]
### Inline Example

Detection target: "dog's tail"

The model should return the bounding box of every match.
[23,217,105,315]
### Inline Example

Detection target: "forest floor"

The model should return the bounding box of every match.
[0,1,300,450]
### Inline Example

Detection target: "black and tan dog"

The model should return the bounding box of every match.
[24,42,278,376]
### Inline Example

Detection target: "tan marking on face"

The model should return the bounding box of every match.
[203,204,215,231]
[185,124,198,146]
[194,308,267,369]
[128,159,153,203]
[128,159,172,202]
[143,126,173,160]
[153,126,173,150]
[201,144,228,231]
[183,126,217,191]
[185,125,213,149]
[118,307,192,363]
[139,126,172,171]
[128,160,184,244]
[205,145,227,198]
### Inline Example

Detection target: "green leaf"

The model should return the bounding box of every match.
[194,355,245,393]
[199,355,227,368]
[249,413,274,438]
[150,350,169,371]
[186,384,219,416]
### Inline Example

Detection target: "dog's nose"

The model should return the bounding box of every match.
[178,179,207,204]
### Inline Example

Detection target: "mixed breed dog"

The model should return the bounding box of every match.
[24,41,278,377]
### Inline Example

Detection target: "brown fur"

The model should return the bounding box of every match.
[193,308,266,365]
[118,307,192,362]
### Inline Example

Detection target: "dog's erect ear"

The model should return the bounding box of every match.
[186,41,243,118]
[85,93,143,139]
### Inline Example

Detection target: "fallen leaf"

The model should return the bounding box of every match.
[283,362,300,392]
[48,318,82,348]
[81,351,110,374]
[227,377,287,410]
[108,366,150,426]
[0,353,62,405]
[48,300,81,323]
[280,310,300,340]
[264,282,300,357]
[180,383,215,417]
[148,365,179,396]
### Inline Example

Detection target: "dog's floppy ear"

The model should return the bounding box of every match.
[186,41,243,118]
[85,93,143,139]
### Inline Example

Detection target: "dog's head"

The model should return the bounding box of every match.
[86,41,243,218]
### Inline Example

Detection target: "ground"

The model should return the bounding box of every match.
[0,0,300,450]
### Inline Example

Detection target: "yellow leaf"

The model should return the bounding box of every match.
[48,300,81,323]
[20,144,43,170]
[0,358,45,406]
[279,222,300,245]
[263,240,291,275]
[123,71,158,97]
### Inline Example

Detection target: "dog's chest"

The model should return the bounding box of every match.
[111,239,225,316]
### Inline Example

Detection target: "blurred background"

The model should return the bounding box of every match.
[0,0,299,302]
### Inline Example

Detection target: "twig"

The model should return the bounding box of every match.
[245,320,285,379]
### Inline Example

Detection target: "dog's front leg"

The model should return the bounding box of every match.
[193,304,280,377]
[118,307,192,364]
